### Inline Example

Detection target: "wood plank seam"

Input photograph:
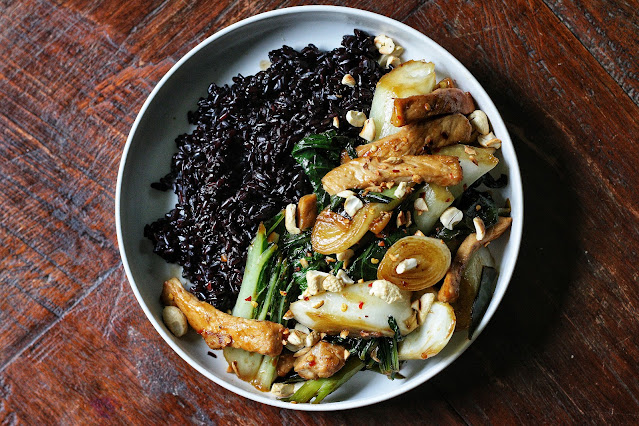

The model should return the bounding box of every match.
[0,264,120,373]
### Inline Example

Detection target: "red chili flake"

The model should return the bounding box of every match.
[304,297,310,301]
[365,315,369,318]
[377,241,385,247]
[445,198,451,202]
[368,283,373,287]
[245,296,252,301]
[358,302,364,309]
[309,360,316,367]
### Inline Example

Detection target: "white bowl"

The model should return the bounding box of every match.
[116,5,523,411]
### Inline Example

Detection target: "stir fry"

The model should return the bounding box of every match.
[159,34,512,403]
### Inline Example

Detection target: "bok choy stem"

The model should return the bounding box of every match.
[283,357,365,404]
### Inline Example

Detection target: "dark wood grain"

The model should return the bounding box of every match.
[1,0,638,424]
[543,0,639,106]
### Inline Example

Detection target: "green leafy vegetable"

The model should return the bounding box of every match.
[469,266,499,339]
[375,316,402,379]
[291,130,352,209]
[474,172,508,189]
[347,230,408,281]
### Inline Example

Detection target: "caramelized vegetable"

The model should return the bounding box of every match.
[438,217,513,303]
[311,187,405,255]
[450,246,495,330]
[398,301,456,360]
[368,60,437,140]
[391,88,475,127]
[289,282,417,337]
[377,236,451,291]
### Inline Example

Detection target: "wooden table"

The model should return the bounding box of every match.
[1,0,638,423]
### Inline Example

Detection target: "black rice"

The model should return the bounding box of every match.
[144,30,388,311]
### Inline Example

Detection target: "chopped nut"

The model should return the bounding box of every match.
[336,269,354,285]
[382,54,401,68]
[341,73,356,87]
[344,195,364,217]
[313,300,325,309]
[162,306,188,337]
[440,207,463,230]
[294,323,310,333]
[394,181,408,198]
[340,330,349,339]
[346,110,367,127]
[469,155,478,166]
[336,249,354,263]
[468,110,490,135]
[285,204,301,235]
[287,329,306,347]
[464,145,477,155]
[370,258,379,264]
[341,303,348,312]
[332,116,340,128]
[231,361,240,376]
[271,383,295,398]
[389,254,399,262]
[344,349,351,360]
[374,34,396,54]
[305,331,321,347]
[259,59,271,70]
[250,300,258,308]
[437,77,455,89]
[279,290,287,297]
[396,258,418,274]
[299,258,309,268]
[359,118,376,142]
[414,230,425,237]
[369,279,405,304]
[300,270,329,299]
[337,189,355,198]
[325,256,336,263]
[283,310,295,320]
[414,197,429,212]
[477,131,502,149]
[323,274,345,292]
[412,174,423,183]
[473,216,486,241]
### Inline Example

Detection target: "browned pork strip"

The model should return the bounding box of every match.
[438,217,513,303]
[294,341,348,380]
[355,113,472,159]
[162,278,286,357]
[322,155,463,195]
[391,88,475,127]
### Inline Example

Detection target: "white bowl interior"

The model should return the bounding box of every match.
[116,6,523,411]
